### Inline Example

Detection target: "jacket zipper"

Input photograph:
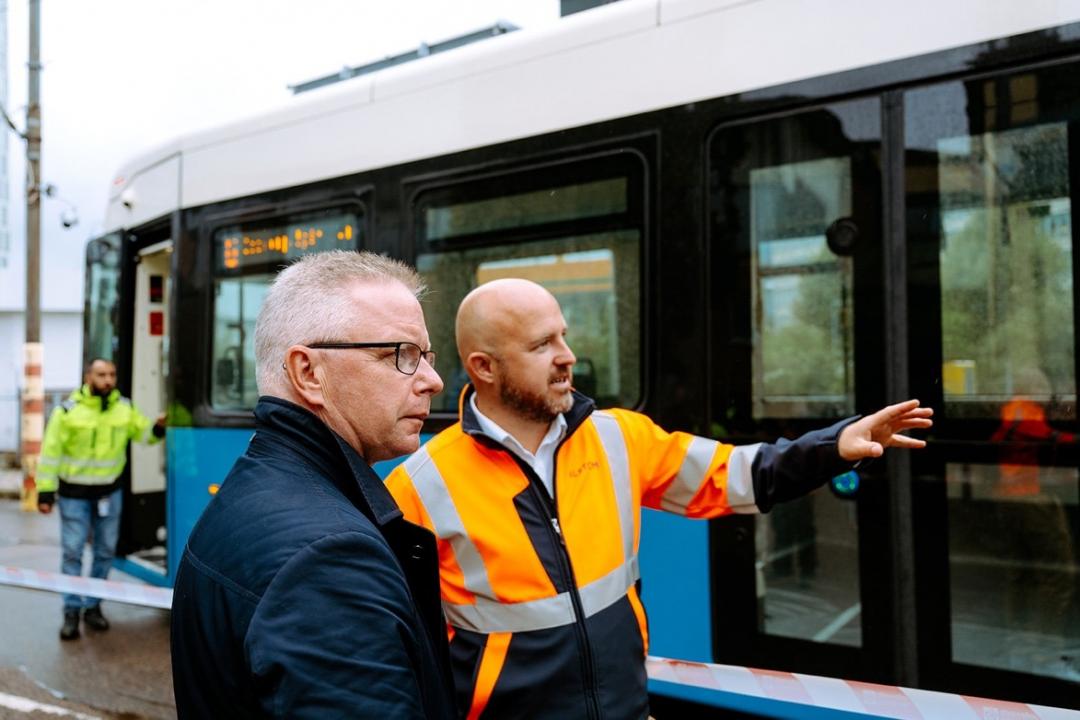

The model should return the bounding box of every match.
[520,453,603,720]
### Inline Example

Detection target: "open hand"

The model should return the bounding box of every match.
[838,399,933,461]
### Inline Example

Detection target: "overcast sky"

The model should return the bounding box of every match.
[0,0,560,310]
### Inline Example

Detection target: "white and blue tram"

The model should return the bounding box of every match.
[84,0,1080,712]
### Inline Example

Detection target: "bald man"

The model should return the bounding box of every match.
[386,279,932,720]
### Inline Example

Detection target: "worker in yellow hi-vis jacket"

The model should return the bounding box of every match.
[36,357,164,641]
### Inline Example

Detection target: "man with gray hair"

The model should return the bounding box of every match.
[171,250,453,718]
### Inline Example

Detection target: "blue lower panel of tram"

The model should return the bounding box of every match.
[639,509,712,662]
[166,427,256,583]
[164,430,718,676]
[165,428,436,584]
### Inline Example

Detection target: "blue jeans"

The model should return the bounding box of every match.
[58,488,122,612]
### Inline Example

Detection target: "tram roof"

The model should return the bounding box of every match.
[105,0,1080,231]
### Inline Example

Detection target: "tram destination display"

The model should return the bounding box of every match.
[215,211,360,272]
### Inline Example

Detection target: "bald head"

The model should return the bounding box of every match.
[456,279,577,439]
[456,279,562,362]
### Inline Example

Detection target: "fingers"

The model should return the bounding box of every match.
[870,402,933,431]
[872,400,933,424]
[873,399,921,421]
[894,417,933,430]
[886,434,926,449]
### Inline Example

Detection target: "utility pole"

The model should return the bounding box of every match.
[20,0,42,512]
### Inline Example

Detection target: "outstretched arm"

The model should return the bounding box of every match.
[838,399,933,462]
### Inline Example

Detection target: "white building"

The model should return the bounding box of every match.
[0,0,83,456]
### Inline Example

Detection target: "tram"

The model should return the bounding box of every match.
[83,0,1080,711]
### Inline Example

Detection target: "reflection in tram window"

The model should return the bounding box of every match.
[947,459,1079,679]
[211,277,271,410]
[937,123,1075,419]
[756,490,861,647]
[750,158,855,420]
[950,373,1079,682]
[84,235,122,363]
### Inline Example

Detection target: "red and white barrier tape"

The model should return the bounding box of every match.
[1,569,1073,716]
[0,566,172,610]
[646,656,1080,719]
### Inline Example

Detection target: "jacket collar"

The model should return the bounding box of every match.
[74,385,121,409]
[458,383,595,447]
[252,396,403,527]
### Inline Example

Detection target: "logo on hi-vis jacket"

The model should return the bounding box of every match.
[568,460,601,478]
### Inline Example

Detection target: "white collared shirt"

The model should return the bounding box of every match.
[470,394,567,497]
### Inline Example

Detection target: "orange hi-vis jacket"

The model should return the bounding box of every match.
[386,387,856,719]
[990,398,1076,497]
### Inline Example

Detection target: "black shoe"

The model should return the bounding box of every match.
[83,606,110,631]
[60,611,80,640]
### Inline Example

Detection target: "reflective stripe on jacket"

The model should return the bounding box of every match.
[36,385,157,493]
[386,386,857,719]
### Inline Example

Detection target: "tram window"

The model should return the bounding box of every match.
[424,177,627,241]
[710,98,883,650]
[907,66,1080,682]
[414,162,643,413]
[750,158,855,419]
[209,208,362,411]
[918,112,1075,419]
[84,234,121,363]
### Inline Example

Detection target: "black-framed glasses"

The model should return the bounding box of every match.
[308,342,436,376]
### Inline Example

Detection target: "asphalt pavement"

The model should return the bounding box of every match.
[0,495,174,719]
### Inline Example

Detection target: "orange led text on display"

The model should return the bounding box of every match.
[216,214,359,272]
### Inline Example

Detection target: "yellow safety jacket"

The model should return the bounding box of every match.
[386,386,855,719]
[36,386,158,498]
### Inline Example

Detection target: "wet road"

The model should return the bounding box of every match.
[0,499,174,719]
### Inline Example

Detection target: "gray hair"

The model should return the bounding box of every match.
[254,250,426,396]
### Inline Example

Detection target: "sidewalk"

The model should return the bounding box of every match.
[0,468,23,500]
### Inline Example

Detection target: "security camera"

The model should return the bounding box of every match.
[120,188,136,210]
[60,210,79,229]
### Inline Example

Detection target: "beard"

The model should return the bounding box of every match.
[498,370,574,424]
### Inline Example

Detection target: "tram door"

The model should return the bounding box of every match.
[708,63,1080,707]
[708,96,892,680]
[904,60,1080,705]
[125,240,171,572]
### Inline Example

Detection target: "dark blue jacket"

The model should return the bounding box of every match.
[171,397,455,719]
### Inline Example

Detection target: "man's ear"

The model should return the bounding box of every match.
[465,351,496,386]
[284,345,326,408]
